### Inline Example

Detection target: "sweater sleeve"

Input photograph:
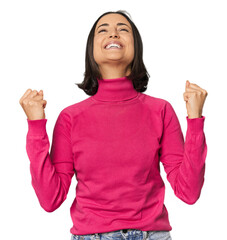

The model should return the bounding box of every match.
[159,101,207,204]
[26,110,74,212]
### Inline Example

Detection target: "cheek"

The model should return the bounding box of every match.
[93,37,103,56]
[125,36,134,55]
[128,39,135,57]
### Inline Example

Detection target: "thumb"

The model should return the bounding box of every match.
[185,80,190,89]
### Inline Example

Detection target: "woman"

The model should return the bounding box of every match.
[19,10,208,240]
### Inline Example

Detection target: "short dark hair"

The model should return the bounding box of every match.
[75,10,150,95]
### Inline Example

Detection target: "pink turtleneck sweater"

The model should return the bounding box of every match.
[26,76,207,235]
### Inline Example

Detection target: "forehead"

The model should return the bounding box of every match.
[96,13,130,28]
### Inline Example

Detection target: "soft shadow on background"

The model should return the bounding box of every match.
[0,1,226,240]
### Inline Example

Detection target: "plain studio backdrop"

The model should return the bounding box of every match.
[0,0,226,239]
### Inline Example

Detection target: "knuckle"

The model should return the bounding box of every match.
[201,89,206,96]
[28,100,33,106]
[22,99,28,105]
[28,100,36,106]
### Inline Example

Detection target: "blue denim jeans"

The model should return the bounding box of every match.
[71,229,172,240]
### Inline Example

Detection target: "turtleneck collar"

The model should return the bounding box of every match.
[92,76,139,102]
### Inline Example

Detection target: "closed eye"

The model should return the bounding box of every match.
[98,29,107,33]
[98,28,129,33]
[120,29,129,32]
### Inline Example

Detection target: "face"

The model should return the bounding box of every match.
[93,13,134,69]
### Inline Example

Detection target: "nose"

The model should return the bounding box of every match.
[109,28,120,39]
[109,34,119,39]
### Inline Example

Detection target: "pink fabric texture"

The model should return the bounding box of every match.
[26,76,207,235]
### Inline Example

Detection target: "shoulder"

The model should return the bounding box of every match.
[139,92,173,111]
[57,96,93,121]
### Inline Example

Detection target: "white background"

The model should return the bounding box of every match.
[0,0,226,239]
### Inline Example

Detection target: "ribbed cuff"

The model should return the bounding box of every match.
[27,118,47,136]
[186,116,205,134]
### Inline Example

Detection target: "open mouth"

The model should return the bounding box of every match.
[104,43,123,50]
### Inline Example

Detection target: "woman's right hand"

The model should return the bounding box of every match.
[19,89,47,120]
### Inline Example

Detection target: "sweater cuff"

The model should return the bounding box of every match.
[186,115,205,134]
[27,118,47,136]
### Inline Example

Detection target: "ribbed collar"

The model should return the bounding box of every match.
[92,76,139,102]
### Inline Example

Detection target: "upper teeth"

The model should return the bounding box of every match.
[105,43,121,49]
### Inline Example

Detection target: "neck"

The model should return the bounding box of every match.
[98,64,131,79]
[92,76,139,102]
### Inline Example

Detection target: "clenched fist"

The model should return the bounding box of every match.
[183,80,208,119]
[19,89,47,120]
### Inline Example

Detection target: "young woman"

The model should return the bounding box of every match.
[19,10,208,240]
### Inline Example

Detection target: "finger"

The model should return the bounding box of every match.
[33,94,44,100]
[187,81,203,91]
[183,91,198,101]
[183,92,190,101]
[19,89,32,104]
[41,100,47,108]
[185,87,201,93]
[35,90,44,98]
[185,80,190,91]
[27,90,39,98]
[186,82,206,94]
[190,85,207,95]
[186,87,208,97]
[39,90,43,95]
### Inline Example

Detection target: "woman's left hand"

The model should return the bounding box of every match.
[183,80,208,119]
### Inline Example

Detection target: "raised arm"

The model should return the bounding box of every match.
[26,110,74,212]
[159,101,207,204]
[19,88,74,212]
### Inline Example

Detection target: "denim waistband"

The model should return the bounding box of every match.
[72,229,149,240]
[71,229,172,240]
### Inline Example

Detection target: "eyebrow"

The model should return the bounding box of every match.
[97,22,131,30]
